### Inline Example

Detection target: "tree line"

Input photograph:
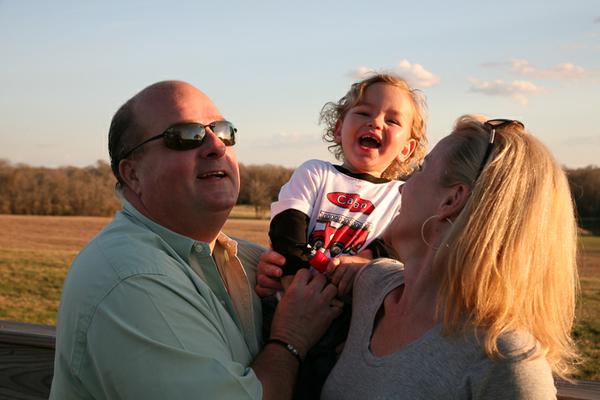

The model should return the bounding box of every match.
[0,159,598,233]
[0,159,293,218]
[566,166,600,234]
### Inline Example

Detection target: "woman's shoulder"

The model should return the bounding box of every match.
[354,258,405,295]
[465,331,556,399]
[496,330,539,361]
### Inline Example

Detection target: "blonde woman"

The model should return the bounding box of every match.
[317,116,578,399]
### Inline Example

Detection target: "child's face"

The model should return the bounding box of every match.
[334,83,416,177]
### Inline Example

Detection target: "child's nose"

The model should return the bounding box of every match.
[367,115,384,130]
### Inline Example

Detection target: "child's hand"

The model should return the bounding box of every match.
[255,250,285,297]
[325,255,371,298]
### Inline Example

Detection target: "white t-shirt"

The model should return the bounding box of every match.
[271,159,403,257]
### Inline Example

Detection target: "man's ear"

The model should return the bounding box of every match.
[333,120,343,144]
[119,159,142,195]
[396,139,416,162]
[438,183,470,221]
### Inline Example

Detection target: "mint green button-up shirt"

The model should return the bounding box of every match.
[50,201,265,399]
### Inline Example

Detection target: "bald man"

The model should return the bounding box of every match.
[50,81,341,400]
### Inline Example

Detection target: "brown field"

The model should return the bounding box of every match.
[0,213,598,380]
[0,212,268,324]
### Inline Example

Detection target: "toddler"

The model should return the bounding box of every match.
[265,73,428,399]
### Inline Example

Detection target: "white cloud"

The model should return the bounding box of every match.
[468,78,544,105]
[352,59,440,88]
[510,59,586,80]
[353,66,375,77]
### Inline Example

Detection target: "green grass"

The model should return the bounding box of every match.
[0,249,73,324]
[229,204,270,220]
[573,235,600,380]
[574,279,600,379]
[581,235,600,254]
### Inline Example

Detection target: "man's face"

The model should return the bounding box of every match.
[127,83,240,232]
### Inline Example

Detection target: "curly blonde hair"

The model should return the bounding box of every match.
[319,73,428,180]
[435,115,579,379]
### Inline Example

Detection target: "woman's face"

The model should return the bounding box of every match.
[384,138,452,257]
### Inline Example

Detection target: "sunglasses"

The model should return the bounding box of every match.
[120,120,237,161]
[474,119,524,181]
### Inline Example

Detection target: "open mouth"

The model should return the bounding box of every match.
[359,134,381,149]
[198,171,227,179]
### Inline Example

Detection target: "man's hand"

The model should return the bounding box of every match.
[255,250,285,297]
[269,269,342,357]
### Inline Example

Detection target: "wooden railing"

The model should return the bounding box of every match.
[0,320,55,399]
[0,320,598,399]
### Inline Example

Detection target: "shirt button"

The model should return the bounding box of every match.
[220,300,226,306]
[193,243,207,254]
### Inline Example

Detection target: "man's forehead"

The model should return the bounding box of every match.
[139,82,213,108]
[133,81,223,131]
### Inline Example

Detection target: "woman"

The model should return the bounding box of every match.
[320,115,579,399]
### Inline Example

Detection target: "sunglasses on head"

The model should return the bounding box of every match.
[120,120,237,161]
[474,119,524,181]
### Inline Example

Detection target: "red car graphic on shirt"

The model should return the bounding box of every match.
[309,220,370,256]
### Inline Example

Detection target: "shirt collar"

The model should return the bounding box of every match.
[121,199,204,260]
[216,231,239,257]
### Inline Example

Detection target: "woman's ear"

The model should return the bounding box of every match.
[119,159,142,196]
[438,183,470,220]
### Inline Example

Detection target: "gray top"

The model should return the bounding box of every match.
[321,259,557,400]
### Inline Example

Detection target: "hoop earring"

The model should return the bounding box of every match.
[421,215,454,250]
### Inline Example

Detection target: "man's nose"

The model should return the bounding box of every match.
[198,128,227,159]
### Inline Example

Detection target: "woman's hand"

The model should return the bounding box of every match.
[325,254,371,297]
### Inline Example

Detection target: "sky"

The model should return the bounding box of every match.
[1,0,599,170]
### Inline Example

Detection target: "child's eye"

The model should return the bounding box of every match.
[354,110,370,117]
[387,119,400,126]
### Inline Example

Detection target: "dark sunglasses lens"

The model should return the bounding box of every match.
[164,124,206,150]
[163,121,237,150]
[485,119,524,130]
[210,121,236,146]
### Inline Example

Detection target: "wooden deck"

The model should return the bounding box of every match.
[0,320,598,399]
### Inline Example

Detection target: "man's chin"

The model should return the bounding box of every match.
[201,197,238,215]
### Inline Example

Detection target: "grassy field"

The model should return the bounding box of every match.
[0,212,598,380]
[575,235,600,379]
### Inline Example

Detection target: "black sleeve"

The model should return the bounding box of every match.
[269,209,311,276]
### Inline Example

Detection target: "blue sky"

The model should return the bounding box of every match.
[1,0,598,169]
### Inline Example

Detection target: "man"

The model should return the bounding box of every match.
[50,81,341,399]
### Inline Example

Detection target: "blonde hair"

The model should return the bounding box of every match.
[319,73,428,180]
[435,115,579,379]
